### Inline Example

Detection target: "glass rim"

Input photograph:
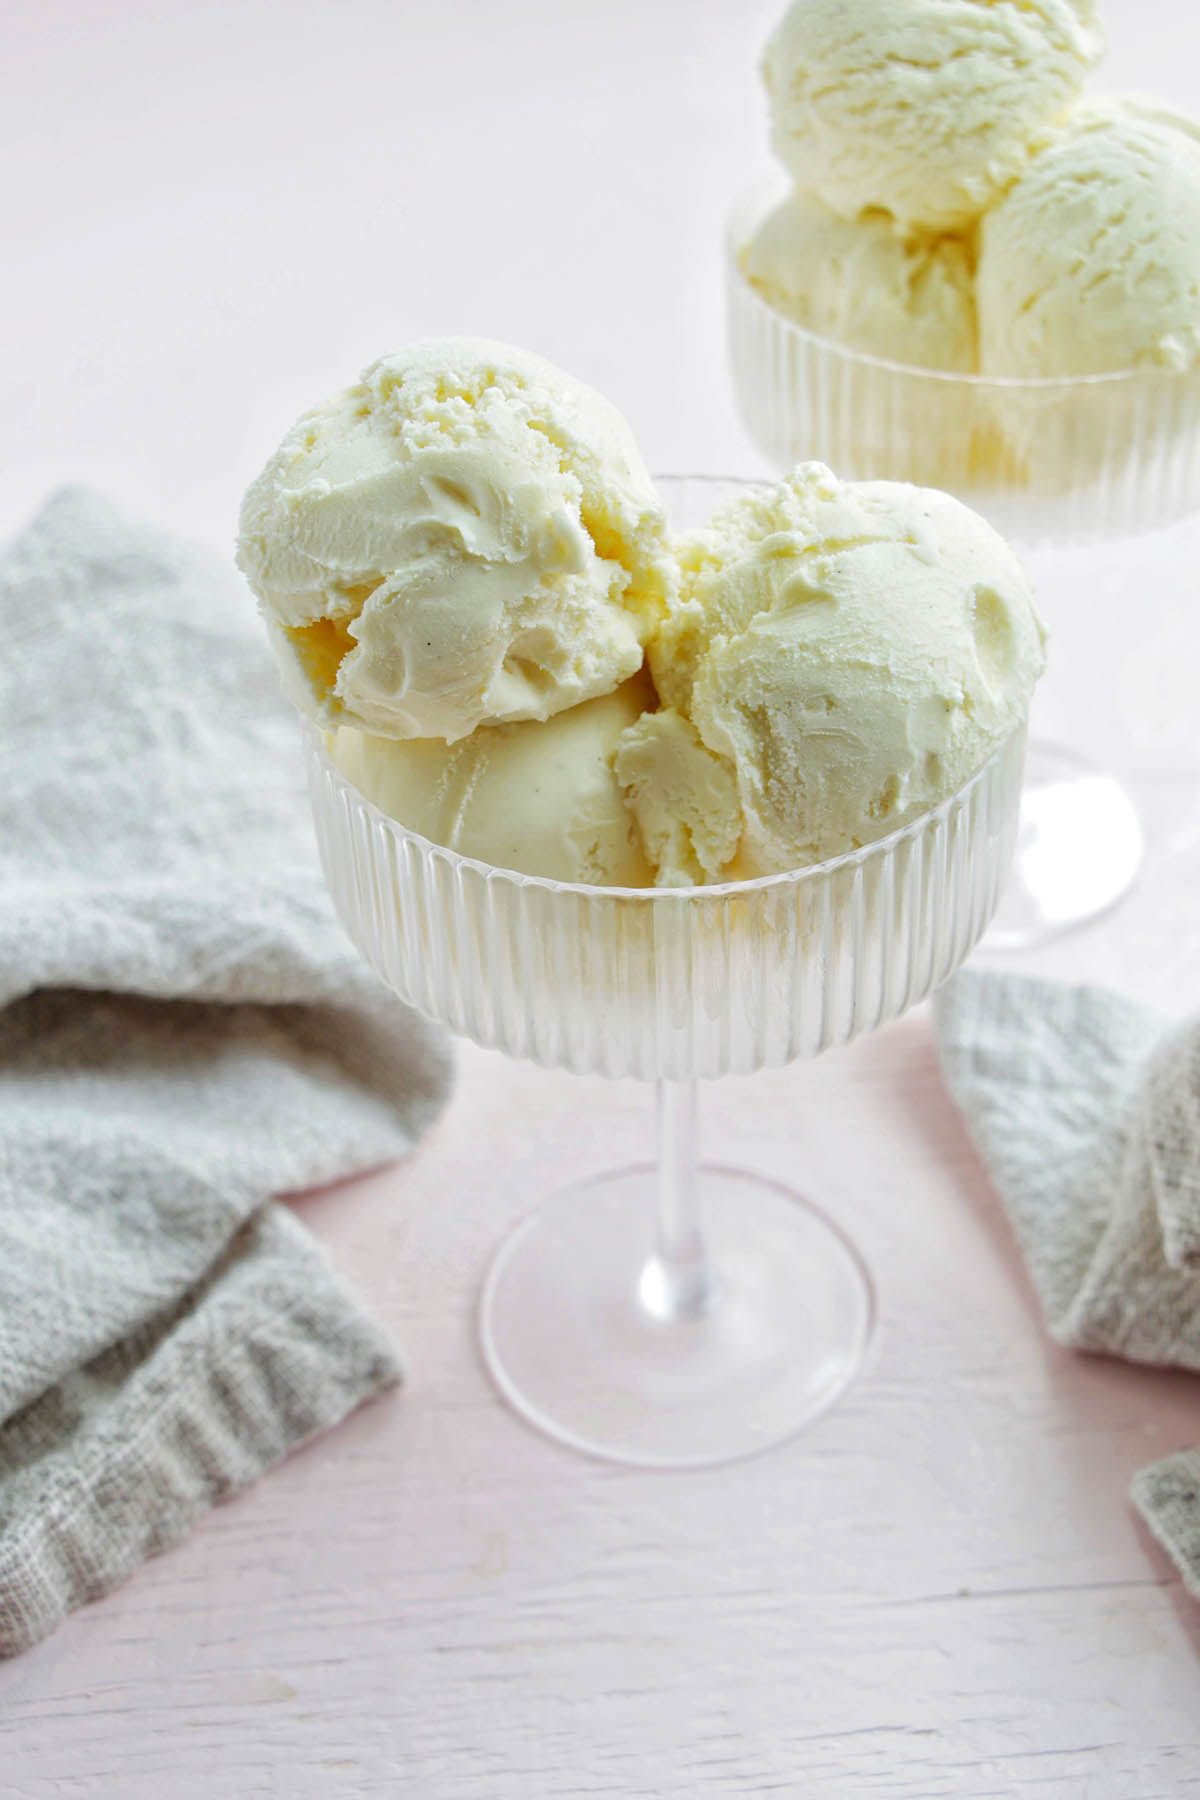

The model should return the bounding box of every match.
[307,712,1025,906]
[727,167,1200,396]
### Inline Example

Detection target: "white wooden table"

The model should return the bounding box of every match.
[5,2,1200,1792]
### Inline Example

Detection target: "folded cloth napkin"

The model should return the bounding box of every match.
[934,969,1200,1596]
[0,490,453,1657]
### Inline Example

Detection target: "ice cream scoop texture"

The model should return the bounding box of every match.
[739,190,978,373]
[237,339,673,742]
[241,344,1044,887]
[763,0,1103,233]
[638,465,1045,876]
[331,675,655,886]
[978,100,1200,377]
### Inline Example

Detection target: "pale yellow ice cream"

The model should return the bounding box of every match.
[643,465,1044,875]
[977,100,1200,377]
[330,675,654,886]
[238,339,673,742]
[740,189,977,372]
[763,0,1102,234]
[614,709,746,885]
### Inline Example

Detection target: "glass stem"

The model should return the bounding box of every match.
[638,1079,715,1322]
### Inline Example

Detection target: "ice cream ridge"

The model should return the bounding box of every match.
[239,339,1045,887]
[744,0,1200,382]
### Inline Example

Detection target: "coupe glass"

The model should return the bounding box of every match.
[727,173,1200,946]
[306,476,1027,1467]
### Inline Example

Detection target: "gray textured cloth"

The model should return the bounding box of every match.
[0,491,453,1656]
[935,970,1200,1596]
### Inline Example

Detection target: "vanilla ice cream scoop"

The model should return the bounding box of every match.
[238,339,673,742]
[978,100,1200,378]
[740,189,977,372]
[329,676,655,886]
[763,0,1102,234]
[648,465,1044,874]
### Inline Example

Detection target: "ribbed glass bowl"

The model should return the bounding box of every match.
[727,173,1200,548]
[304,473,1028,1468]
[307,718,1024,1082]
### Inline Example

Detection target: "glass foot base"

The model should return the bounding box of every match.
[479,1164,875,1468]
[985,740,1144,951]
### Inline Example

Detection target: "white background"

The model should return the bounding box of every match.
[5,3,1200,1795]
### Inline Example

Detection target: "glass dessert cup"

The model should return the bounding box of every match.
[305,478,1028,1468]
[727,175,1200,947]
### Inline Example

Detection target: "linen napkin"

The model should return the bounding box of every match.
[934,969,1200,1596]
[0,489,453,1657]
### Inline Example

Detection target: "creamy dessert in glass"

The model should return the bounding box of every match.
[239,340,1042,1467]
